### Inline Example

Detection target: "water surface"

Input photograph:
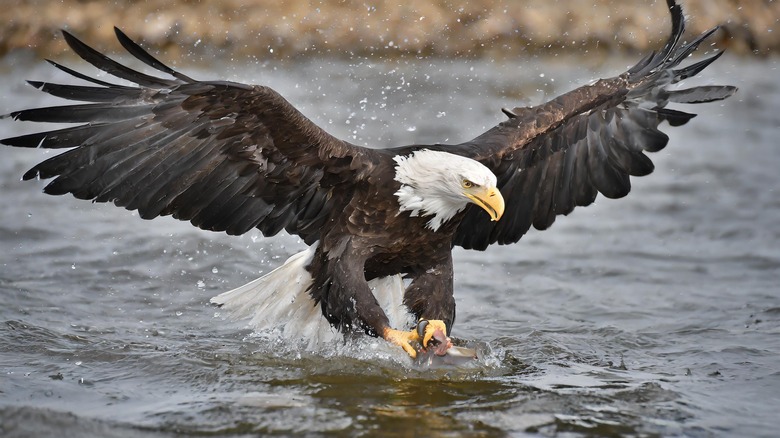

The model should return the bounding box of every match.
[1,52,778,437]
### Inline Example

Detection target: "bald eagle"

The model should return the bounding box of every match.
[2,0,735,358]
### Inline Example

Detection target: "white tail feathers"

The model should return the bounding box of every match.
[210,245,414,349]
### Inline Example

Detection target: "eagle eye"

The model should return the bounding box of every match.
[462,179,474,189]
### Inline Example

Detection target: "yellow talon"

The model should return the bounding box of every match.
[420,320,448,348]
[416,319,453,356]
[383,327,419,358]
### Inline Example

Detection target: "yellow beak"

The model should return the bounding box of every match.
[465,186,505,221]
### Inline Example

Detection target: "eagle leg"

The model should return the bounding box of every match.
[399,255,456,357]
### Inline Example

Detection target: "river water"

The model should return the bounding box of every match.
[0,49,778,437]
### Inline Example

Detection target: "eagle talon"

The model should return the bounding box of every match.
[383,327,420,358]
[416,319,453,356]
[416,320,429,340]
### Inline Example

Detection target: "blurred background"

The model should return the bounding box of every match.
[1,0,777,62]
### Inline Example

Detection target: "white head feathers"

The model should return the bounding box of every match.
[393,149,498,231]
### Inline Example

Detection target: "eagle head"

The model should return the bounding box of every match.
[393,149,505,231]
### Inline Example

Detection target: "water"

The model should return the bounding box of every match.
[1,51,778,437]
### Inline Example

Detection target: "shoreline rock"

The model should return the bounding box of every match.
[1,0,776,62]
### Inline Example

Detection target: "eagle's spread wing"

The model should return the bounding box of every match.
[2,28,374,244]
[447,0,737,250]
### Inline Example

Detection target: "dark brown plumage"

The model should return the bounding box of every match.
[1,0,736,357]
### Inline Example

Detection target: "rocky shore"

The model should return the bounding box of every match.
[2,0,777,61]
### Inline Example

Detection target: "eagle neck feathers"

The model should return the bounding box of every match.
[392,150,473,232]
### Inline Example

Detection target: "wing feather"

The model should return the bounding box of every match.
[8,103,157,123]
[26,80,145,103]
[112,27,196,83]
[60,29,178,88]
[2,28,378,244]
[446,0,736,250]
